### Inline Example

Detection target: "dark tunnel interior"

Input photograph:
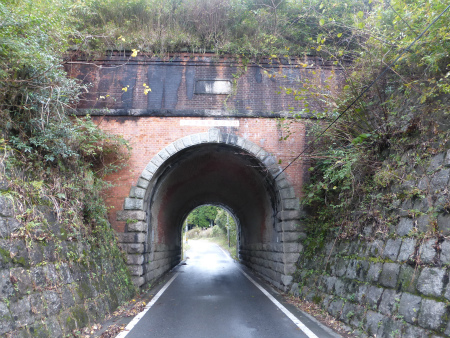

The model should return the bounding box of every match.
[146,143,280,253]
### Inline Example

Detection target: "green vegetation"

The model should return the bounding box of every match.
[73,0,368,55]
[0,0,132,283]
[185,206,237,245]
[185,207,238,259]
[215,208,237,247]
[296,0,450,256]
[1,0,372,57]
[187,205,219,228]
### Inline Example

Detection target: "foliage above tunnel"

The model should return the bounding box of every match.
[187,205,219,229]
[71,0,371,56]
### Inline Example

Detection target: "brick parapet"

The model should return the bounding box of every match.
[65,52,345,118]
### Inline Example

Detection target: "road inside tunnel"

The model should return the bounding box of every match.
[117,240,340,338]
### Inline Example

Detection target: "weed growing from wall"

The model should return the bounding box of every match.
[276,0,450,256]
[0,0,133,279]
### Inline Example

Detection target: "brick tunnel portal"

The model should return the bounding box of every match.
[118,131,305,291]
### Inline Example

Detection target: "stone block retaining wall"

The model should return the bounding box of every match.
[293,150,450,337]
[144,244,180,283]
[0,195,135,337]
[116,210,181,287]
[240,208,306,291]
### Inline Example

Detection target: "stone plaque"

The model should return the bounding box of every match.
[195,80,232,94]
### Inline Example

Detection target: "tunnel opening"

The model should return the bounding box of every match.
[182,204,240,258]
[119,130,304,291]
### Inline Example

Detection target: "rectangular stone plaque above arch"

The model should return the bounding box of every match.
[195,80,232,95]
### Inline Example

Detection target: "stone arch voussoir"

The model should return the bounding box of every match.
[116,128,305,291]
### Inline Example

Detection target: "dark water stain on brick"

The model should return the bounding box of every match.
[164,58,183,109]
[120,65,138,110]
[147,64,164,110]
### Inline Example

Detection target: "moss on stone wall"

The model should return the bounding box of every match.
[293,142,450,337]
[0,192,136,337]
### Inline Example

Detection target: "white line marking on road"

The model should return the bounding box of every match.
[216,243,319,338]
[240,270,319,338]
[216,245,232,260]
[115,273,179,338]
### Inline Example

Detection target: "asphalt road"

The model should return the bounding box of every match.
[122,240,341,338]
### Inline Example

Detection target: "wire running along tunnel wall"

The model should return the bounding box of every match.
[116,129,306,291]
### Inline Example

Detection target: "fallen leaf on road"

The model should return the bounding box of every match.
[285,295,357,338]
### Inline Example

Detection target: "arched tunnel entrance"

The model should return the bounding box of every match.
[149,142,278,255]
[117,129,305,291]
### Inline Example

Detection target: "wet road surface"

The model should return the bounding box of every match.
[121,240,340,338]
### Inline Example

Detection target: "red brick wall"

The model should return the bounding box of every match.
[95,116,308,232]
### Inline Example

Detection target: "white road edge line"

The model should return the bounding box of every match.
[216,245,232,261]
[239,269,319,338]
[115,273,179,338]
[215,244,319,338]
